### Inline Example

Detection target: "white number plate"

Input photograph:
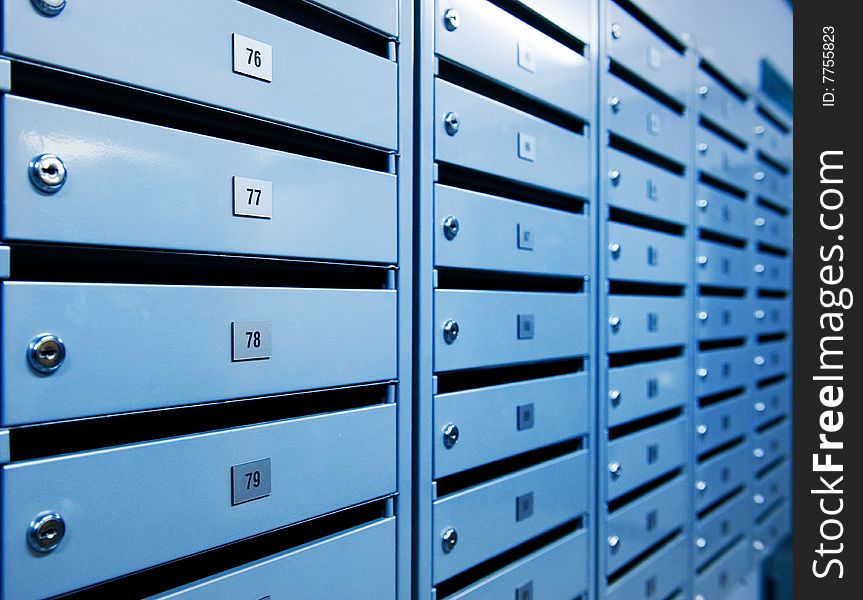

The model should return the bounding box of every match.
[233,176,273,219]
[232,33,273,83]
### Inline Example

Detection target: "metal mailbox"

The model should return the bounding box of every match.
[434,372,589,478]
[752,114,792,167]
[694,69,750,142]
[753,503,791,558]
[694,125,749,187]
[695,347,752,397]
[311,0,398,36]
[606,416,687,500]
[695,395,749,455]
[434,184,589,277]
[605,147,689,225]
[606,1,688,103]
[753,162,791,204]
[695,240,750,287]
[1,404,396,600]
[435,79,590,198]
[512,0,592,45]
[1,282,396,426]
[151,518,396,600]
[753,254,791,290]
[607,356,688,427]
[754,298,791,335]
[752,206,792,249]
[606,537,687,600]
[2,0,398,149]
[606,476,687,574]
[435,0,590,119]
[447,529,589,600]
[607,296,688,353]
[695,442,750,511]
[696,297,750,341]
[753,341,791,380]
[2,95,396,264]
[607,223,688,285]
[434,289,588,372]
[695,183,749,240]
[753,421,791,469]
[432,450,589,583]
[694,539,750,600]
[752,461,790,513]
[604,73,689,164]
[753,379,791,428]
[694,491,749,569]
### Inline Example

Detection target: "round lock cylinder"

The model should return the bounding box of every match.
[442,320,459,344]
[697,85,709,97]
[608,389,622,406]
[610,23,622,39]
[442,423,459,449]
[696,424,708,436]
[608,242,622,258]
[608,461,622,477]
[442,8,460,31]
[696,255,708,266]
[753,447,765,459]
[754,401,766,413]
[698,311,709,322]
[608,535,620,549]
[441,528,458,553]
[442,216,460,240]
[29,154,67,193]
[754,125,766,136]
[28,334,66,374]
[696,198,709,210]
[31,0,66,16]
[755,217,766,228]
[28,512,65,553]
[697,368,708,379]
[443,112,460,136]
[695,480,707,492]
[753,493,765,505]
[608,169,621,185]
[608,316,621,332]
[753,539,766,552]
[754,309,766,320]
[608,96,621,113]
[696,537,707,549]
[697,142,709,154]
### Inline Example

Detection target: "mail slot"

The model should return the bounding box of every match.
[752,206,791,249]
[606,537,687,600]
[607,223,688,285]
[435,0,590,119]
[695,442,750,511]
[149,518,396,600]
[1,283,395,426]
[696,297,750,341]
[695,347,752,397]
[753,379,791,428]
[434,289,588,372]
[753,421,791,468]
[434,372,589,478]
[695,240,750,287]
[434,184,589,277]
[694,539,750,600]
[753,502,790,558]
[753,340,791,379]
[753,254,791,290]
[754,299,791,335]
[606,1,688,103]
[315,0,398,36]
[435,80,589,197]
[447,529,589,600]
[695,125,749,188]
[694,68,751,142]
[512,0,591,44]
[608,356,688,427]
[694,491,749,569]
[1,404,396,600]
[605,147,689,225]
[433,450,588,583]
[607,296,688,353]
[753,460,790,512]
[3,0,397,149]
[695,395,749,455]
[607,416,686,501]
[604,73,689,164]
[695,183,749,240]
[2,95,396,264]
[606,476,687,574]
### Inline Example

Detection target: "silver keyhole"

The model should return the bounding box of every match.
[696,198,708,210]
[608,169,621,185]
[608,389,622,406]
[696,255,708,267]
[695,480,707,492]
[443,320,460,344]
[754,401,766,413]
[754,125,766,136]
[697,142,709,154]
[31,0,66,16]
[754,309,766,320]
[28,512,65,553]
[608,316,622,332]
[697,311,709,322]
[609,242,622,258]
[696,424,708,436]
[441,528,458,553]
[754,217,766,228]
[29,154,67,193]
[444,112,460,136]
[697,85,709,97]
[442,216,460,240]
[608,461,622,477]
[442,423,459,449]
[443,8,460,31]
[754,171,766,181]
[608,535,620,549]
[696,537,707,549]
[28,334,66,374]
[610,23,622,39]
[608,96,621,113]
[697,367,708,379]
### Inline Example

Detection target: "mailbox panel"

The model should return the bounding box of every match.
[696,297,750,341]
[753,461,791,513]
[695,395,750,455]
[607,223,688,285]
[753,379,791,427]
[752,206,792,249]
[605,148,689,225]
[695,125,749,187]
[694,69,751,142]
[753,421,791,469]
[607,296,688,353]
[754,298,792,335]
[608,357,688,427]
[695,347,752,397]
[695,442,750,511]
[607,416,687,500]
[694,539,750,600]
[754,341,792,380]
[754,254,791,291]
[606,537,687,600]
[694,492,750,569]
[753,503,791,559]
[695,240,750,287]
[1,283,396,425]
[1,404,396,600]
[695,183,749,240]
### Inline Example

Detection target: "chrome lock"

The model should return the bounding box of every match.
[697,85,709,97]
[697,142,709,154]
[696,537,707,549]
[28,512,65,553]
[754,401,766,413]
[443,112,460,136]
[608,96,622,113]
[28,334,66,374]
[696,198,709,210]
[695,480,707,492]
[697,311,709,322]
[697,367,708,379]
[608,169,621,186]
[442,320,460,344]
[608,461,622,478]
[442,216,460,240]
[753,447,765,459]
[753,493,765,505]
[754,217,766,228]
[610,23,622,39]
[442,423,460,449]
[696,424,708,436]
[29,154,67,193]
[608,389,622,406]
[31,0,66,16]
[754,125,766,136]
[441,528,458,553]
[608,535,620,549]
[753,539,766,552]
[696,255,708,267]
[608,316,622,332]
[609,242,622,258]
[442,8,460,31]
[754,309,766,320]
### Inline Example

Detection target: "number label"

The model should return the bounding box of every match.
[232,33,273,82]
[231,321,272,362]
[233,177,273,219]
[231,458,272,505]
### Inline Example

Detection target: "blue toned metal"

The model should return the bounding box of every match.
[694,395,751,454]
[2,0,398,149]
[694,68,753,142]
[1,283,396,425]
[605,537,688,600]
[307,0,400,36]
[607,357,688,427]
[694,124,752,185]
[693,538,752,599]
[696,296,751,340]
[694,491,750,569]
[695,347,753,396]
[607,222,689,285]
[1,404,396,599]
[151,519,397,599]
[605,148,690,225]
[606,296,689,352]
[512,0,593,46]
[695,239,751,285]
[694,441,751,511]
[2,95,397,264]
[695,182,751,238]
